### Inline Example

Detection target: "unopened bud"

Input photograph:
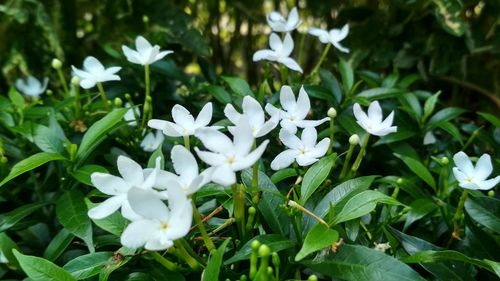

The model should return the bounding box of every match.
[114,97,123,107]
[251,240,261,251]
[51,58,62,69]
[0,156,7,164]
[271,252,280,267]
[308,275,318,281]
[46,89,53,96]
[142,15,149,23]
[396,178,404,185]
[258,244,271,257]
[349,134,360,145]
[327,107,337,118]
[488,190,495,197]
[71,76,81,86]
[125,93,132,100]
[440,157,449,165]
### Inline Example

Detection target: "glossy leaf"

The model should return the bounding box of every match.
[43,228,74,261]
[295,223,339,261]
[300,153,336,205]
[56,189,93,251]
[203,239,230,281]
[465,196,500,233]
[63,252,113,280]
[221,76,254,98]
[0,202,49,232]
[394,153,436,189]
[339,58,353,94]
[13,249,77,281]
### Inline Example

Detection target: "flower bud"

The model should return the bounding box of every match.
[258,244,271,257]
[440,157,449,165]
[51,58,62,69]
[271,252,280,267]
[396,177,404,185]
[0,156,7,164]
[142,15,149,23]
[239,275,247,281]
[46,89,53,96]
[327,107,337,118]
[307,275,318,281]
[349,134,360,145]
[251,240,261,251]
[114,97,123,107]
[488,190,495,197]
[71,76,81,86]
[125,93,132,101]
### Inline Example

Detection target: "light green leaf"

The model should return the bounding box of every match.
[221,76,254,98]
[0,152,66,187]
[72,165,108,186]
[300,153,336,205]
[357,87,404,100]
[423,91,441,121]
[426,107,466,130]
[56,190,93,252]
[295,223,339,261]
[13,249,77,281]
[205,85,232,104]
[339,58,353,94]
[270,168,298,184]
[478,112,500,128]
[0,233,21,268]
[203,239,230,281]
[394,153,436,189]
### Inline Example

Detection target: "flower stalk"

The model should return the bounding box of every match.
[308,43,331,79]
[351,134,370,174]
[451,189,469,239]
[287,200,327,226]
[232,183,246,239]
[183,135,190,150]
[191,200,216,252]
[96,82,110,111]
[142,64,152,128]
[149,252,178,271]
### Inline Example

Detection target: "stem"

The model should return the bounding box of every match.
[142,64,151,128]
[96,82,110,110]
[183,135,190,150]
[339,144,355,180]
[297,32,306,67]
[288,200,328,226]
[251,141,260,205]
[462,129,480,151]
[191,200,216,252]
[452,189,469,225]
[351,134,371,174]
[308,43,331,79]
[279,65,289,85]
[232,183,246,239]
[208,218,235,236]
[149,252,178,271]
[73,85,81,118]
[327,117,335,155]
[57,68,69,96]
[173,240,203,270]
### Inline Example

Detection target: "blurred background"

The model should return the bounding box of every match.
[1,0,499,111]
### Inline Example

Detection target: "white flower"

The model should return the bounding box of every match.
[71,56,121,89]
[122,35,173,66]
[452,152,499,190]
[266,7,300,32]
[140,130,165,152]
[0,250,8,264]
[194,118,269,186]
[148,102,219,137]
[121,183,192,250]
[253,33,302,73]
[15,76,48,97]
[308,24,350,53]
[87,156,162,220]
[124,102,141,127]
[265,85,329,134]
[156,145,213,195]
[271,127,330,170]
[224,96,279,138]
[353,101,397,136]
[423,131,437,145]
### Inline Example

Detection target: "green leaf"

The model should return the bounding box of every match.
[426,107,466,130]
[484,260,500,278]
[98,247,135,281]
[394,153,436,189]
[0,202,49,232]
[72,165,109,186]
[300,154,336,204]
[8,88,24,109]
[436,121,463,144]
[465,196,500,233]
[33,124,65,154]
[0,152,66,187]
[224,235,294,264]
[357,87,404,100]
[241,170,290,236]
[43,229,74,262]
[147,147,164,169]
[339,58,353,94]
[295,223,339,261]
[74,108,128,166]
[56,189,93,251]
[319,69,342,103]
[221,76,254,98]
[203,239,230,281]
[478,112,500,128]
[403,198,437,231]
[205,85,232,104]
[306,176,376,231]
[63,252,113,280]
[333,190,402,224]
[85,198,128,236]
[302,244,426,281]
[0,233,21,268]
[423,91,441,121]
[270,168,298,184]
[13,249,77,281]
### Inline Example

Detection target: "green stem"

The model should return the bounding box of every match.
[96,82,110,110]
[183,135,190,150]
[452,189,469,224]
[339,144,355,180]
[308,43,331,79]
[297,32,306,67]
[279,65,289,86]
[462,128,480,151]
[149,252,178,271]
[232,183,246,239]
[57,68,69,96]
[191,200,216,252]
[351,134,371,174]
[73,85,81,118]
[252,142,260,205]
[327,117,335,155]
[142,64,151,128]
[173,240,203,270]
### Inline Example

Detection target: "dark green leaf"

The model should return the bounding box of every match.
[13,249,77,281]
[203,239,230,281]
[295,223,339,261]
[56,190,93,251]
[426,107,466,130]
[0,233,21,268]
[423,91,441,121]
[224,234,294,264]
[43,229,74,261]
[465,196,500,233]
[205,85,232,104]
[478,112,500,128]
[0,202,49,232]
[394,153,436,189]
[63,252,113,280]
[72,165,108,186]
[319,68,342,103]
[221,76,254,98]
[357,87,404,100]
[270,168,298,184]
[300,154,336,204]
[339,58,353,94]
[403,198,437,231]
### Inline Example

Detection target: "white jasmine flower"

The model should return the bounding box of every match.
[423,131,437,145]
[271,127,330,170]
[194,118,269,186]
[148,103,219,137]
[122,36,173,66]
[0,250,8,263]
[121,183,192,251]
[267,7,300,32]
[87,156,161,220]
[224,96,279,138]
[253,33,303,73]
[452,152,499,190]
[265,85,329,134]
[308,24,350,53]
[140,130,165,152]
[15,76,48,97]
[71,56,121,89]
[373,242,391,253]
[353,101,397,136]
[156,145,213,195]
[124,102,141,127]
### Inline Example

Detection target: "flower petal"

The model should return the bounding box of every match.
[122,46,142,64]
[295,86,311,119]
[296,155,319,166]
[242,96,265,127]
[91,173,129,195]
[211,165,237,186]
[233,117,254,157]
[148,119,167,131]
[135,36,153,54]
[88,195,125,220]
[171,145,198,180]
[128,187,169,220]
[353,103,370,129]
[301,127,317,148]
[269,33,282,52]
[172,104,195,129]
[233,140,269,171]
[287,7,299,29]
[145,239,173,251]
[252,50,276,62]
[224,103,242,124]
[279,129,302,149]
[83,56,105,73]
[279,85,296,112]
[309,138,330,159]
[194,102,213,129]
[474,154,493,181]
[367,101,383,124]
[281,33,294,57]
[117,156,144,187]
[279,57,303,73]
[271,149,298,170]
[194,148,225,167]
[476,176,500,190]
[453,151,474,176]
[195,128,234,154]
[121,219,158,249]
